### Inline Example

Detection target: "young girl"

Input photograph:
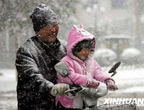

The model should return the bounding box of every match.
[55,25,117,110]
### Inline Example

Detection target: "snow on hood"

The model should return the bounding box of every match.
[67,24,96,61]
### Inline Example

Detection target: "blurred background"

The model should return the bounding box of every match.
[0,0,144,109]
[0,0,144,68]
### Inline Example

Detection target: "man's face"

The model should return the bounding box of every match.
[38,23,59,42]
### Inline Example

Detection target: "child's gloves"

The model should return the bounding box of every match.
[105,79,118,91]
[50,83,69,96]
[87,78,100,88]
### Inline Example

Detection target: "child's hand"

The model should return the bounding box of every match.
[105,79,118,91]
[87,78,100,88]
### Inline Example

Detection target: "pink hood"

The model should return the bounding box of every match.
[67,24,96,61]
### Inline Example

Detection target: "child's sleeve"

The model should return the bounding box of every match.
[93,61,114,82]
[57,61,88,86]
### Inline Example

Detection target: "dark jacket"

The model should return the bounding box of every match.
[15,36,66,110]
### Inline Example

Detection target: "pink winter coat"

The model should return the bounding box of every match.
[56,25,112,109]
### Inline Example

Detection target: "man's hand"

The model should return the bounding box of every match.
[105,79,118,91]
[50,83,69,96]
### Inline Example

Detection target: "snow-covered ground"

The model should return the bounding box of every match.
[0,67,144,109]
[0,69,16,91]
[99,66,144,110]
[103,67,144,93]
[0,69,17,110]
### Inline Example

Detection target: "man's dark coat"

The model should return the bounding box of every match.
[16,36,66,110]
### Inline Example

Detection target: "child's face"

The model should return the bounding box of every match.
[74,48,91,61]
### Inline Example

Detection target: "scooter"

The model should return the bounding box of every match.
[54,61,121,110]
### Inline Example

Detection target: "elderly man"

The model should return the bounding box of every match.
[16,4,69,110]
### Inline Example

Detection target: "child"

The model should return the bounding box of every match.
[55,25,117,110]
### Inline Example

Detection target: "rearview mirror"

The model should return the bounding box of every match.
[54,61,70,77]
[108,62,121,77]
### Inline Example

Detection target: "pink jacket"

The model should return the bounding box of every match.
[56,25,112,108]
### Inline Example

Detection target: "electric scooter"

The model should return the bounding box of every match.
[54,62,121,110]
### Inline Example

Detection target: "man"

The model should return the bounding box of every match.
[16,4,69,110]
